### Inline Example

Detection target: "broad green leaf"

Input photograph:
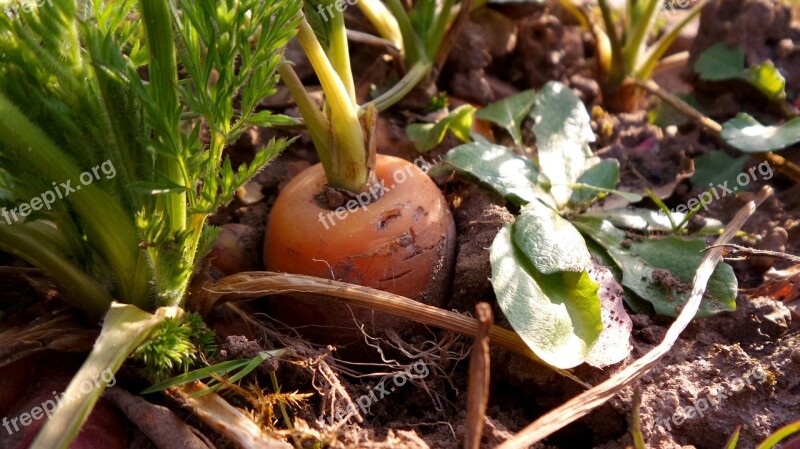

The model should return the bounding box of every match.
[583,259,632,368]
[530,82,595,208]
[721,113,800,153]
[747,61,786,101]
[573,217,737,317]
[407,105,476,152]
[585,238,657,316]
[569,159,620,207]
[691,150,749,192]
[513,199,591,273]
[694,44,786,100]
[444,142,552,205]
[475,89,537,146]
[694,44,745,81]
[490,225,603,368]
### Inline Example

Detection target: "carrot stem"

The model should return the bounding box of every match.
[295,17,368,193]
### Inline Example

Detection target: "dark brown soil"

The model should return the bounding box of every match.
[3,1,800,448]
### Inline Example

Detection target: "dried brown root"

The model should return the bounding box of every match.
[104,387,212,449]
[464,303,492,449]
[168,381,291,449]
[197,272,588,387]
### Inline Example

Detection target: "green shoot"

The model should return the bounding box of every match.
[645,188,713,234]
[355,0,472,108]
[0,0,300,447]
[293,16,368,192]
[358,0,403,49]
[0,0,300,312]
[32,304,184,449]
[583,0,709,110]
[675,190,711,231]
[132,313,215,381]
[725,426,743,449]
[646,189,680,232]
[286,1,465,194]
[755,420,800,449]
[141,349,289,397]
[631,389,647,449]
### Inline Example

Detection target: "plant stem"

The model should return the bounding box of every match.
[623,0,664,76]
[427,0,456,59]
[385,0,424,65]
[645,189,679,232]
[597,0,625,87]
[200,272,589,387]
[278,62,333,173]
[328,8,357,104]
[296,17,368,193]
[140,0,186,236]
[634,0,708,79]
[360,60,432,112]
[357,0,403,49]
[434,0,472,70]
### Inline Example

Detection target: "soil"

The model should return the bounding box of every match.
[3,1,800,448]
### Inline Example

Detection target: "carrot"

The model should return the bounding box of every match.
[264,154,456,340]
[263,10,458,341]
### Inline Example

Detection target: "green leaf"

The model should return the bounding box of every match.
[756,420,800,449]
[530,82,595,208]
[746,61,786,101]
[582,208,724,233]
[490,225,603,368]
[407,104,476,152]
[694,44,786,100]
[694,43,745,81]
[513,200,591,273]
[141,359,252,394]
[31,305,183,449]
[691,150,749,192]
[725,427,742,449]
[444,142,552,206]
[304,0,333,49]
[569,159,620,207]
[721,113,800,153]
[573,217,737,317]
[583,259,632,367]
[475,89,537,146]
[141,347,288,397]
